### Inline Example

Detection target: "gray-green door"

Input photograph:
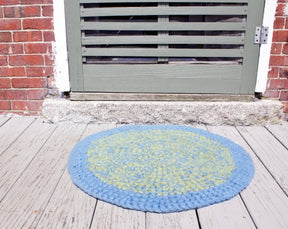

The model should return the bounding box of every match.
[65,0,265,94]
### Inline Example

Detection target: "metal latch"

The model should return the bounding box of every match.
[254,26,269,44]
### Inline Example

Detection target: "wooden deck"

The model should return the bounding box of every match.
[0,116,288,229]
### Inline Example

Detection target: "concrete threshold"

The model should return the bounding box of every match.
[42,98,284,126]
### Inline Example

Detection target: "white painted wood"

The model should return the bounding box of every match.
[198,197,256,229]
[36,124,116,229]
[0,117,34,156]
[0,119,56,200]
[0,122,86,229]
[238,126,288,194]
[91,200,145,229]
[0,116,9,126]
[209,125,288,229]
[36,168,96,229]
[146,211,199,229]
[255,0,278,92]
[53,0,70,92]
[196,126,256,229]
[266,122,288,149]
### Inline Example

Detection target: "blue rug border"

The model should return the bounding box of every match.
[68,125,255,213]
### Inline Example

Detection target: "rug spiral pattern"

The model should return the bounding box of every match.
[68,125,254,213]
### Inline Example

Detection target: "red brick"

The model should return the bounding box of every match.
[0,89,27,100]
[274,17,285,29]
[267,78,288,89]
[11,100,42,111]
[0,7,3,18]
[9,55,44,66]
[43,31,55,42]
[24,43,52,54]
[282,44,288,55]
[23,18,53,30]
[27,88,47,100]
[0,100,10,110]
[12,77,46,88]
[0,32,11,42]
[20,0,52,4]
[279,68,288,78]
[271,43,282,54]
[0,19,21,30]
[0,43,23,54]
[284,56,288,66]
[0,56,7,66]
[272,31,288,42]
[263,90,280,98]
[42,5,53,17]
[276,3,286,16]
[0,78,10,88]
[26,66,53,77]
[13,31,42,42]
[0,67,25,77]
[278,0,288,2]
[286,18,288,29]
[269,56,284,66]
[0,0,19,5]
[4,6,40,18]
[44,54,54,65]
[268,67,279,78]
[280,91,288,101]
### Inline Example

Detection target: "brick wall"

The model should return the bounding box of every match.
[0,0,55,115]
[264,0,288,117]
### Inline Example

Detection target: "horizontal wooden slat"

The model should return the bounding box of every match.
[81,0,248,3]
[82,22,246,31]
[80,6,248,17]
[82,35,244,45]
[82,47,244,57]
[82,64,241,93]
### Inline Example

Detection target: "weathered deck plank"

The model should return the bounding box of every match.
[198,195,256,229]
[146,211,199,229]
[0,118,287,228]
[192,125,255,229]
[0,117,34,156]
[0,116,9,126]
[91,200,145,229]
[0,119,56,201]
[237,126,288,194]
[266,122,288,149]
[0,122,86,229]
[210,125,288,229]
[36,124,116,229]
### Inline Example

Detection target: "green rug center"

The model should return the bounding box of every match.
[87,129,236,196]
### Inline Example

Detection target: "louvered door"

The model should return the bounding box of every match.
[65,0,265,94]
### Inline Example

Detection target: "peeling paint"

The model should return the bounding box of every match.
[53,0,70,92]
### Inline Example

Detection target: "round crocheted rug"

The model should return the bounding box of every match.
[68,125,254,213]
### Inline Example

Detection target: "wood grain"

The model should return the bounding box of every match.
[147,211,199,229]
[0,123,86,229]
[0,117,34,156]
[266,122,288,149]
[0,119,56,200]
[238,126,288,194]
[209,125,288,229]
[91,200,145,229]
[36,124,116,229]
